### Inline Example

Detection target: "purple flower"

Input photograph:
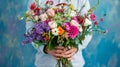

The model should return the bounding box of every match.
[35,22,50,34]
[23,21,50,45]
[22,38,33,45]
[35,23,44,34]
[36,35,43,40]
[46,26,50,31]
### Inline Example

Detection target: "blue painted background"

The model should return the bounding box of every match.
[0,0,120,67]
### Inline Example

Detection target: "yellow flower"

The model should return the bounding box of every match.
[26,11,32,17]
[68,4,75,10]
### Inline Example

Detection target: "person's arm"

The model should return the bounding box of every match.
[78,0,92,50]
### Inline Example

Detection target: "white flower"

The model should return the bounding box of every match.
[84,18,92,26]
[51,28,58,36]
[48,21,57,29]
[78,25,83,32]
[34,16,39,21]
[39,13,48,21]
[70,20,79,27]
[70,11,76,17]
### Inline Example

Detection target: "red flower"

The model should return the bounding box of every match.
[76,16,85,24]
[30,3,36,10]
[34,7,40,15]
[90,13,96,21]
[56,3,67,6]
[46,0,54,5]
[94,21,99,25]
[100,17,104,21]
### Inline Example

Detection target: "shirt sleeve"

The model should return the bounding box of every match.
[79,0,91,15]
[78,0,92,50]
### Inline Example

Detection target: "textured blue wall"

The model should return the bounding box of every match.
[0,0,120,67]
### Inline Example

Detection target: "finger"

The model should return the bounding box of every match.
[63,52,75,58]
[55,49,64,54]
[55,46,65,50]
[68,57,73,61]
[64,49,74,55]
[64,48,77,55]
[54,53,63,57]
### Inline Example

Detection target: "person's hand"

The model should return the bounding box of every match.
[46,46,65,60]
[62,47,78,60]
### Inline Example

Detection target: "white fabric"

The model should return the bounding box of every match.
[26,0,92,67]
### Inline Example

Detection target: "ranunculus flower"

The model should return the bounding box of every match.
[30,3,36,10]
[34,7,40,15]
[46,9,55,17]
[84,18,92,26]
[51,28,58,36]
[68,25,79,39]
[70,20,79,27]
[94,20,99,25]
[90,13,96,21]
[48,21,57,29]
[39,13,48,21]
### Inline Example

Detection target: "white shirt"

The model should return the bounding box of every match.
[26,0,92,67]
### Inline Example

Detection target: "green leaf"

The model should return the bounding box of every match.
[75,38,80,45]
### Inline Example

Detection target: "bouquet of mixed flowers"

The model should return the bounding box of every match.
[19,0,107,67]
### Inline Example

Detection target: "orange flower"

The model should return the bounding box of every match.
[58,26,65,35]
[43,33,50,41]
[44,35,50,41]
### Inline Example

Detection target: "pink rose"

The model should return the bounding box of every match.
[70,20,79,27]
[39,13,48,21]
[46,9,55,17]
[90,13,96,21]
